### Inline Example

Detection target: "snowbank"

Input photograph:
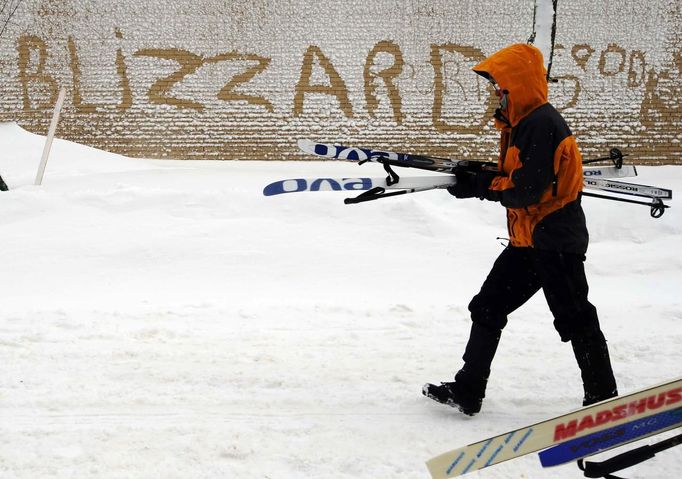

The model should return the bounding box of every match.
[0,122,679,478]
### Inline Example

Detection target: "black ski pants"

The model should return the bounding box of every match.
[468,246,600,342]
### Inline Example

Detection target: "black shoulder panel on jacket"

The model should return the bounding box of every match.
[512,103,571,154]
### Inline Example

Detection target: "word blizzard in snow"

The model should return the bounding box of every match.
[15,32,663,126]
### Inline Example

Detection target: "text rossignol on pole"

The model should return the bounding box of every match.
[35,87,67,185]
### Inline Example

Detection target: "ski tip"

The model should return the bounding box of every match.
[297,138,316,154]
[297,139,341,158]
[263,179,301,196]
[262,184,277,196]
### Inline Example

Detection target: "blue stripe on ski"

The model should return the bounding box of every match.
[485,445,505,467]
[538,407,682,467]
[475,439,493,458]
[446,452,465,475]
[461,459,476,474]
[513,428,534,452]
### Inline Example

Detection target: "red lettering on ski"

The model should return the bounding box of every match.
[553,387,682,441]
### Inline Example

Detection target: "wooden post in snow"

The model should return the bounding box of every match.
[35,86,67,186]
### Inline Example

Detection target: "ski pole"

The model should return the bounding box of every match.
[582,148,627,169]
[582,192,669,218]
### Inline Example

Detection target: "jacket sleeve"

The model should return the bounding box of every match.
[491,119,557,209]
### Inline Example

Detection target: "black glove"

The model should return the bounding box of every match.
[447,170,500,201]
[447,170,477,198]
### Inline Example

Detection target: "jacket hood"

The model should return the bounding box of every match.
[472,43,548,127]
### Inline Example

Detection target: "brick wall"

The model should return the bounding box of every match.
[0,0,680,163]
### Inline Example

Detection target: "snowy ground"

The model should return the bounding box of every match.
[0,122,680,478]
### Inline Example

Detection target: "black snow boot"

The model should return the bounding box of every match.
[423,323,501,415]
[423,369,487,415]
[571,330,618,406]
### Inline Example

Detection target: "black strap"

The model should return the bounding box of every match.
[344,187,410,204]
[577,433,682,479]
[381,161,400,186]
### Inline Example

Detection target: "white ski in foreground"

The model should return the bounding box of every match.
[263,167,638,197]
[263,169,668,213]
[425,378,681,478]
[263,176,455,196]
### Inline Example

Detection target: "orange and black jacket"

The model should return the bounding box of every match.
[473,44,588,254]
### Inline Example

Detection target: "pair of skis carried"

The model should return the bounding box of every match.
[425,377,681,478]
[263,140,672,218]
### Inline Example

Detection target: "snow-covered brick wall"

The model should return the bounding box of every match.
[0,0,679,163]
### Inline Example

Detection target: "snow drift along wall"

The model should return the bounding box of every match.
[0,0,680,163]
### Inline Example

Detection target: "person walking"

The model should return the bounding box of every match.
[422,43,618,415]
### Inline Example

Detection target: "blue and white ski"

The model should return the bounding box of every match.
[262,172,646,199]
[538,407,682,467]
[297,139,486,173]
[292,139,670,213]
[263,175,455,197]
[297,139,635,178]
